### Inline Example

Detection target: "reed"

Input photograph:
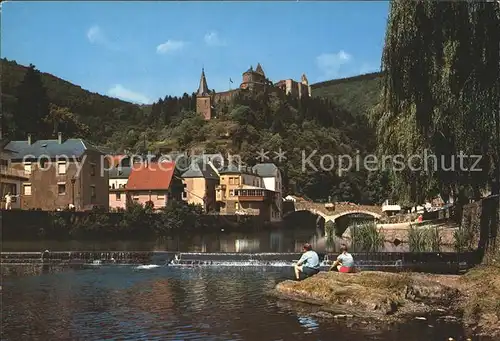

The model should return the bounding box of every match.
[453,226,475,252]
[408,225,442,252]
[350,222,384,252]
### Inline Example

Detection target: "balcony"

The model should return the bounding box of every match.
[234,188,268,202]
[0,167,29,180]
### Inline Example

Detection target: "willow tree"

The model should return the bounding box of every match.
[372,1,500,206]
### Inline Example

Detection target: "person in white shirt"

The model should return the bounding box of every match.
[4,192,19,210]
[330,244,355,273]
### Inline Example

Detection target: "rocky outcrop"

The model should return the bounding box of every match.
[272,269,500,338]
[272,271,459,319]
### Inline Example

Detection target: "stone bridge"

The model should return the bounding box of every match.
[283,197,383,223]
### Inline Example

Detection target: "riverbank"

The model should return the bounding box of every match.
[271,266,500,338]
[1,205,279,240]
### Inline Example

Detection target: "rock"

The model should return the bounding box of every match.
[272,271,459,322]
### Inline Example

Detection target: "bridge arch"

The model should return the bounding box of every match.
[330,210,382,221]
[282,209,327,220]
[283,208,381,222]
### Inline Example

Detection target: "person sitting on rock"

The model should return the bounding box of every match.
[330,244,355,273]
[294,243,320,280]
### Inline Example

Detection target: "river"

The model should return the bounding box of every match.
[2,264,468,341]
[2,223,471,341]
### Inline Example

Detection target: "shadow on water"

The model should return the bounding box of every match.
[1,265,475,341]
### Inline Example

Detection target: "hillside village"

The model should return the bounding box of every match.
[1,58,392,218]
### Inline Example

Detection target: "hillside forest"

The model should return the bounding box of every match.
[1,1,499,207]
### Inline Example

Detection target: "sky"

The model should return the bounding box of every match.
[1,1,390,105]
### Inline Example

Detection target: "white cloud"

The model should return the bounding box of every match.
[107,85,151,104]
[316,50,352,78]
[87,25,105,44]
[204,31,226,47]
[156,40,187,54]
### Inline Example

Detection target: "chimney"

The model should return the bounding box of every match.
[58,132,62,144]
[27,134,32,145]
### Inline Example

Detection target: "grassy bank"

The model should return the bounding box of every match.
[459,265,500,334]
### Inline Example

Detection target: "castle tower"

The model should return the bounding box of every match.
[255,63,265,76]
[196,68,212,120]
[301,73,312,97]
[241,63,268,91]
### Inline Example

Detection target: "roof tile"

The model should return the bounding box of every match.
[126,162,176,190]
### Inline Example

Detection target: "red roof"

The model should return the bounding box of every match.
[126,161,176,190]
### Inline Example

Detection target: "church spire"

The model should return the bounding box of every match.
[255,63,264,76]
[197,68,210,96]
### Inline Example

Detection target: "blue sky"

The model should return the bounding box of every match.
[2,1,389,105]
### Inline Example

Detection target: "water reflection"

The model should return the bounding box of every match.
[2,265,473,341]
[3,223,455,254]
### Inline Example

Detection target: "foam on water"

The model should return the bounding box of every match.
[135,264,160,270]
[169,260,296,267]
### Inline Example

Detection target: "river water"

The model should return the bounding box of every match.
[2,221,470,341]
[2,263,470,341]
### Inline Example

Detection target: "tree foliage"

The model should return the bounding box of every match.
[12,64,50,139]
[372,1,500,206]
[145,88,387,204]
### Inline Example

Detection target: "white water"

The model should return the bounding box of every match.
[135,264,160,270]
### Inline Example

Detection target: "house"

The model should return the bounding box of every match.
[1,139,29,209]
[125,161,183,210]
[5,133,109,211]
[216,163,281,221]
[252,163,283,221]
[181,159,220,212]
[382,199,402,216]
[108,166,131,211]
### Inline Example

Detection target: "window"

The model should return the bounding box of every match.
[23,183,32,196]
[58,183,66,195]
[235,177,240,185]
[91,185,96,198]
[235,202,239,210]
[57,161,67,175]
[181,191,187,200]
[133,195,139,201]
[24,163,32,175]
[229,190,234,196]
[229,177,234,185]
[116,193,121,201]
[90,163,96,176]
[0,159,8,168]
[157,194,164,200]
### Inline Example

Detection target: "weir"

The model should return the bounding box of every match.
[1,250,478,274]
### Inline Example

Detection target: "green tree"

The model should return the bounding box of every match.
[44,104,90,138]
[372,1,500,205]
[13,64,50,139]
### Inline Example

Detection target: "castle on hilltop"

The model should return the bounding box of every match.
[196,63,311,120]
